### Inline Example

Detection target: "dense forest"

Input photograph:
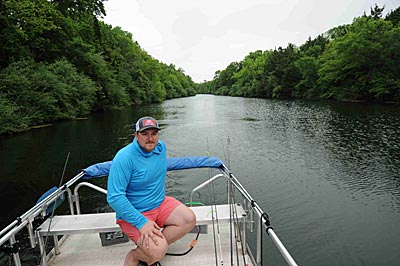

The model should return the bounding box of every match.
[0,0,196,135]
[198,5,400,103]
[1,3,399,135]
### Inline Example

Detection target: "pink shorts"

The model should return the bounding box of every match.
[117,196,182,243]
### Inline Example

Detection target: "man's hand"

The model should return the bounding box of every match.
[139,220,164,248]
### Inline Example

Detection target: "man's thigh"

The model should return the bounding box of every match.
[117,218,169,258]
[155,196,183,226]
[164,203,195,226]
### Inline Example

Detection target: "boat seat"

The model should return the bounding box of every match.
[37,203,246,236]
[36,204,248,266]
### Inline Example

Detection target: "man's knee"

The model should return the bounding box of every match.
[188,209,196,226]
[142,239,168,263]
[184,208,196,232]
[165,204,196,231]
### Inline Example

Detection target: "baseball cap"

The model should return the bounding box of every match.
[135,117,160,132]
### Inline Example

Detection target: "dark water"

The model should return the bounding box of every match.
[1,95,399,266]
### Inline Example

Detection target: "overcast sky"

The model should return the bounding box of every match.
[103,0,399,82]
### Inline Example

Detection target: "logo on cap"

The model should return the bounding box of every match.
[143,119,156,126]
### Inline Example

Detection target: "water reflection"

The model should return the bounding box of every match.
[1,95,400,266]
[294,101,400,211]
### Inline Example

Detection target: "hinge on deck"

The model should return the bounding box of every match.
[1,241,20,255]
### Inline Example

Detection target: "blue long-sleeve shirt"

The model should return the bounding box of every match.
[107,139,167,230]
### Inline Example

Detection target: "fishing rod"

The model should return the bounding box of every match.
[0,170,83,247]
[205,145,224,266]
[210,179,224,265]
[228,188,248,266]
[220,164,299,266]
[40,152,70,266]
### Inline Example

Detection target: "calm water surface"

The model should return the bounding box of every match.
[1,95,399,266]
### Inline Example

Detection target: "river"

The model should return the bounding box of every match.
[1,94,399,266]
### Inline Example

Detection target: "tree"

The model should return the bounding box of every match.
[293,56,320,98]
[370,4,384,19]
[264,44,301,99]
[206,4,399,103]
[0,0,64,66]
[51,0,106,18]
[326,24,350,40]
[0,0,198,135]
[386,6,400,26]
[0,59,97,133]
[213,62,241,95]
[232,51,269,97]
[318,16,399,101]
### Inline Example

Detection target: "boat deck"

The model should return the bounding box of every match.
[47,223,253,266]
[1,160,297,266]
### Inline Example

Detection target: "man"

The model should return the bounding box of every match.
[107,117,196,266]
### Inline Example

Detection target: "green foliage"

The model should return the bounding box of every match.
[370,4,384,19]
[0,0,195,135]
[1,1,398,135]
[293,56,320,98]
[0,94,29,134]
[0,59,97,134]
[51,0,106,18]
[232,51,268,97]
[0,0,61,65]
[208,5,400,103]
[213,61,241,95]
[326,25,350,40]
[319,16,400,101]
[386,7,400,26]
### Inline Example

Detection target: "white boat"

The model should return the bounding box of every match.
[0,156,298,266]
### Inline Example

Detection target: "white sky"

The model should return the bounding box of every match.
[103,0,399,82]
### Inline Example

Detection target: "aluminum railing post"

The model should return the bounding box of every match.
[256,218,262,265]
[10,235,21,266]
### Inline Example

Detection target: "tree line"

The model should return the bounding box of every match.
[0,0,196,135]
[198,5,400,103]
[1,3,399,135]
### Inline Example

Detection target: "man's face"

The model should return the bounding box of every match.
[135,128,159,152]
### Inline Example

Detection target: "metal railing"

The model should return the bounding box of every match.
[0,164,298,266]
[73,182,107,214]
[0,172,85,266]
[220,165,298,266]
[188,165,298,266]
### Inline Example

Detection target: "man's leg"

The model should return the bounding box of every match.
[120,198,196,265]
[118,220,168,266]
[124,239,168,266]
[124,203,196,266]
[162,204,196,244]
